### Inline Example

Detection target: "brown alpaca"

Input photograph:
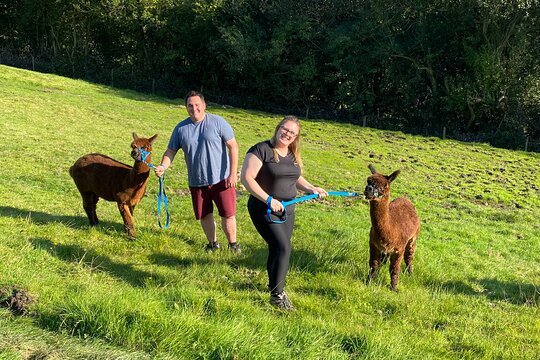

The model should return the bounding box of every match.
[69,133,158,238]
[364,164,420,291]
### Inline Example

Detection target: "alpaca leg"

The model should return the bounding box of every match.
[389,252,404,292]
[81,192,98,226]
[404,236,417,275]
[366,243,383,285]
[118,203,136,238]
[91,193,100,225]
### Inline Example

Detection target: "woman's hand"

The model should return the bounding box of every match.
[311,186,328,198]
[269,198,284,213]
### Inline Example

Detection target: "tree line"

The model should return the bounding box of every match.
[1,0,539,151]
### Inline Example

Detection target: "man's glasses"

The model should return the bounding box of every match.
[280,126,298,137]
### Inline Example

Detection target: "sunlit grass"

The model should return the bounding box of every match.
[0,65,539,359]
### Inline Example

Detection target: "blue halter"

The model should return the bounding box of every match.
[138,147,170,229]
[266,191,359,223]
[139,147,153,166]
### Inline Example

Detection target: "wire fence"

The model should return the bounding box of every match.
[0,50,181,98]
[1,50,539,153]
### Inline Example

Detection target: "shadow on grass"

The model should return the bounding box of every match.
[0,205,121,231]
[147,241,329,294]
[290,248,338,274]
[148,243,269,270]
[434,278,539,305]
[225,246,325,274]
[30,237,165,288]
[148,252,214,268]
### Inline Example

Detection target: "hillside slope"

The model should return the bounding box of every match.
[0,65,539,359]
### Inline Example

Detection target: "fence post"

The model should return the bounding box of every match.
[152,79,155,94]
[111,69,114,87]
[442,127,446,140]
[525,136,529,152]
[31,55,35,71]
[362,116,367,127]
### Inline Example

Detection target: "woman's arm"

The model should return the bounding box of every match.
[240,153,284,212]
[296,176,328,197]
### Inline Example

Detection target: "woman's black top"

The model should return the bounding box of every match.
[247,140,301,201]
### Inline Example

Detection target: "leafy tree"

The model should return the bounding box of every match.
[1,0,539,149]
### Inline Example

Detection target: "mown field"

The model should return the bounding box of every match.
[0,64,539,359]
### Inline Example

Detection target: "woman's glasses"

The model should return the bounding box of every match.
[280,126,298,137]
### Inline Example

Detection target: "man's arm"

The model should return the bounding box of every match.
[225,138,239,188]
[154,148,177,177]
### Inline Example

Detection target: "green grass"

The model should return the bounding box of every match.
[0,64,539,359]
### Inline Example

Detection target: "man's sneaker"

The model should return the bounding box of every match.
[269,291,294,311]
[205,241,220,252]
[228,242,241,254]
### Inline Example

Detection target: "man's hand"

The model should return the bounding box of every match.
[155,165,166,178]
[226,172,238,188]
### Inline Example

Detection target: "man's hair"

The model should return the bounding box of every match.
[185,90,205,105]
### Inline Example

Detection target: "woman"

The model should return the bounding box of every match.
[241,115,328,310]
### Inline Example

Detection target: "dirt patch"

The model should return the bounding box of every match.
[0,285,35,316]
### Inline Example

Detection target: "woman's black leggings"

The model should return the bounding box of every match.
[247,196,295,294]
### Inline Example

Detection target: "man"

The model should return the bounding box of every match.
[155,91,240,253]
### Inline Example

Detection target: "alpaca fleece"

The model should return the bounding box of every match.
[364,164,420,291]
[69,132,158,238]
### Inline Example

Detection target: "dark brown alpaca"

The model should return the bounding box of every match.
[69,133,158,238]
[364,164,420,291]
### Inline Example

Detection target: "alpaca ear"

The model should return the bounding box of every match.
[149,134,158,144]
[132,132,139,140]
[387,170,401,183]
[368,164,377,174]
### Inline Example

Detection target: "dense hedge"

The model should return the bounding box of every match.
[1,0,539,150]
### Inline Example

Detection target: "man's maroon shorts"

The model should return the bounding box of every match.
[189,179,236,220]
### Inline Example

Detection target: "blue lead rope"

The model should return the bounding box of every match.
[327,191,359,197]
[266,191,359,223]
[139,147,170,229]
[156,175,170,229]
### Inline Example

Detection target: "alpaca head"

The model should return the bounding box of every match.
[130,132,158,162]
[364,164,400,200]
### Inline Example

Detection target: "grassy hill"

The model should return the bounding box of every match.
[0,64,539,359]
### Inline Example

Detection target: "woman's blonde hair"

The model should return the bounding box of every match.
[271,115,303,171]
